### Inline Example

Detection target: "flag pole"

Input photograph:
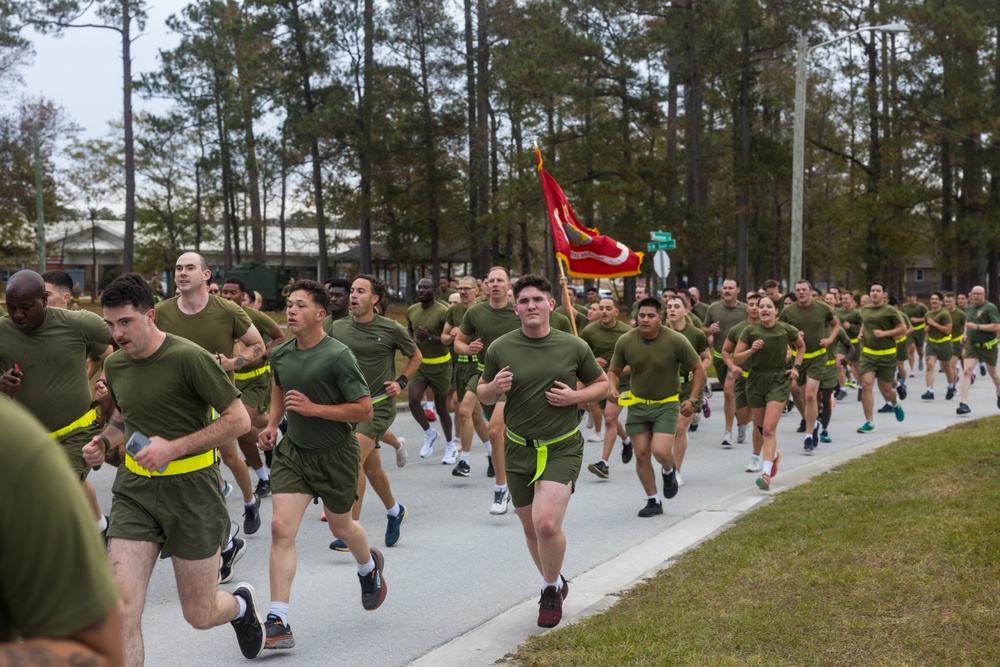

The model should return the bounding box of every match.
[558,257,579,336]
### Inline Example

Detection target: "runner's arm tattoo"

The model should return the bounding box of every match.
[232,344,264,369]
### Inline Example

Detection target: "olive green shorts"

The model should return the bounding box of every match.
[926,339,953,362]
[678,375,702,405]
[711,356,729,385]
[745,371,792,408]
[796,352,827,385]
[843,338,861,362]
[819,359,840,390]
[965,341,999,366]
[356,398,396,443]
[625,401,679,436]
[859,352,897,384]
[270,436,360,515]
[453,362,479,401]
[60,428,96,482]
[734,374,749,410]
[895,339,909,362]
[108,463,230,560]
[414,360,453,396]
[953,339,964,359]
[505,431,583,508]
[237,372,271,412]
[909,327,927,346]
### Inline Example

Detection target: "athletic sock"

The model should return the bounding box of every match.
[763,461,774,476]
[96,515,108,533]
[600,459,608,466]
[269,602,289,624]
[926,387,934,393]
[623,437,632,446]
[358,556,375,576]
[495,484,508,493]
[386,503,401,517]
[424,427,435,436]
[544,578,562,592]
[647,493,659,501]
[233,594,248,621]
[225,537,234,552]
[244,499,256,508]
[459,451,470,462]
[483,440,493,455]
[254,466,270,482]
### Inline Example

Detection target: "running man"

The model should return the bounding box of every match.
[478,274,607,628]
[258,280,384,649]
[837,291,864,392]
[901,293,928,375]
[721,292,765,472]
[663,295,711,484]
[702,278,747,446]
[406,278,454,462]
[81,273,265,663]
[945,292,966,385]
[921,291,956,400]
[957,285,1000,415]
[609,298,705,517]
[327,275,419,549]
[856,283,906,432]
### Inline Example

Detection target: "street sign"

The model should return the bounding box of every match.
[650,231,672,241]
[647,240,676,252]
[653,250,670,278]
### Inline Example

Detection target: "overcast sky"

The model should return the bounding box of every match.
[19,0,189,140]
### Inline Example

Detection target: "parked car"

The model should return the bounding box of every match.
[570,285,613,300]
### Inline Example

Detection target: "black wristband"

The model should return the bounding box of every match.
[793,363,802,370]
[98,434,111,455]
[396,375,408,389]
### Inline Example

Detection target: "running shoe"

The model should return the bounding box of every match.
[486,455,495,477]
[804,436,814,453]
[834,388,848,401]
[756,473,771,491]
[737,423,748,444]
[219,534,247,584]
[621,439,634,464]
[918,359,924,372]
[490,488,511,515]
[243,497,261,535]
[637,498,663,517]
[745,455,762,473]
[820,430,832,443]
[222,480,233,501]
[662,466,679,499]
[997,395,1000,410]
[537,585,563,628]
[688,422,699,432]
[441,441,458,465]
[896,382,908,401]
[452,459,471,477]
[676,471,684,487]
[419,429,439,458]
[877,403,895,413]
[264,614,294,650]
[857,388,863,402]
[385,505,407,547]
[894,403,905,422]
[359,548,387,610]
[945,386,956,401]
[771,450,781,478]
[254,479,271,498]
[585,412,594,429]
[231,583,265,658]
[784,399,794,413]
[425,407,437,422]
[921,390,934,400]
[395,437,407,468]
[980,362,987,376]
[587,460,609,479]
[329,539,349,552]
[586,431,604,442]
[857,421,875,433]
[702,397,711,418]
[796,419,806,433]
[722,431,733,447]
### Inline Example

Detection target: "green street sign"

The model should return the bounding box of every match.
[650,231,672,241]
[647,240,676,251]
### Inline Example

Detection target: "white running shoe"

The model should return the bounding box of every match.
[585,412,594,429]
[675,471,684,487]
[745,455,762,473]
[490,488,511,515]
[420,429,439,458]
[441,440,459,465]
[722,431,733,447]
[737,423,748,444]
[586,432,604,442]
[395,437,407,468]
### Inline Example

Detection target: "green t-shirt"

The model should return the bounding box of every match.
[948,307,966,339]
[828,327,851,361]
[271,336,370,450]
[0,308,110,433]
[778,300,836,352]
[459,301,521,367]
[611,326,700,400]
[901,302,928,326]
[482,329,603,439]
[858,304,903,352]
[445,302,469,329]
[674,321,710,358]
[580,320,632,362]
[155,295,253,380]
[692,301,709,322]
[245,307,280,344]
[836,307,863,342]
[703,301,748,353]
[966,301,1000,345]
[566,305,588,334]
[738,321,800,371]
[0,400,118,642]
[726,319,751,348]
[105,334,241,445]
[550,310,575,334]
[327,315,417,398]
[926,308,952,341]
[407,301,451,360]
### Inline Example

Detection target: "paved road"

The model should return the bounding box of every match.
[86,371,997,666]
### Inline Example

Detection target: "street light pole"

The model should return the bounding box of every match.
[788,23,908,288]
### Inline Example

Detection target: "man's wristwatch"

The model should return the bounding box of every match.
[396,375,408,389]
[793,363,802,370]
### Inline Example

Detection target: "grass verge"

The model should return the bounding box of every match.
[506,418,1000,667]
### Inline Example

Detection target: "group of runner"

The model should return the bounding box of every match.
[5,261,1000,663]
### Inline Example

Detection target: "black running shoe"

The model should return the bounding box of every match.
[621,440,634,464]
[219,534,247,584]
[452,459,471,477]
[796,419,806,433]
[637,498,663,517]
[662,467,679,499]
[231,583,265,658]
[945,386,956,401]
[956,402,971,415]
[359,548,387,610]
[587,460,609,479]
[486,455,495,478]
[243,496,261,535]
[264,614,294,650]
[254,479,271,498]
[896,382,907,401]
[537,585,563,628]
[877,403,895,413]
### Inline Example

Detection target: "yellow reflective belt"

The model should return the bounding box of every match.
[477,363,486,373]
[506,427,580,484]
[849,337,859,344]
[125,449,217,477]
[912,322,926,330]
[422,353,452,365]
[456,354,472,363]
[803,347,827,359]
[742,371,749,378]
[618,392,680,407]
[895,335,907,344]
[825,359,836,366]
[928,335,951,344]
[233,363,271,381]
[863,347,897,356]
[372,394,392,404]
[975,338,999,350]
[48,408,99,439]
[712,349,723,359]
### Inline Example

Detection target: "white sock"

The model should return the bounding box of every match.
[233,594,247,621]
[254,466,269,482]
[927,387,934,393]
[647,494,658,501]
[495,484,507,493]
[269,602,289,624]
[96,516,108,532]
[425,428,435,436]
[763,461,774,476]
[600,459,608,466]
[483,440,493,455]
[543,578,561,591]
[623,437,631,445]
[225,537,234,552]
[358,556,375,576]
[244,499,256,508]
[751,454,761,461]
[460,451,470,462]
[386,503,401,517]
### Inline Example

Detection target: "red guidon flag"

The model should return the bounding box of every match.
[536,150,643,278]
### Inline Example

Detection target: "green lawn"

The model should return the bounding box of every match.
[506,418,1000,667]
